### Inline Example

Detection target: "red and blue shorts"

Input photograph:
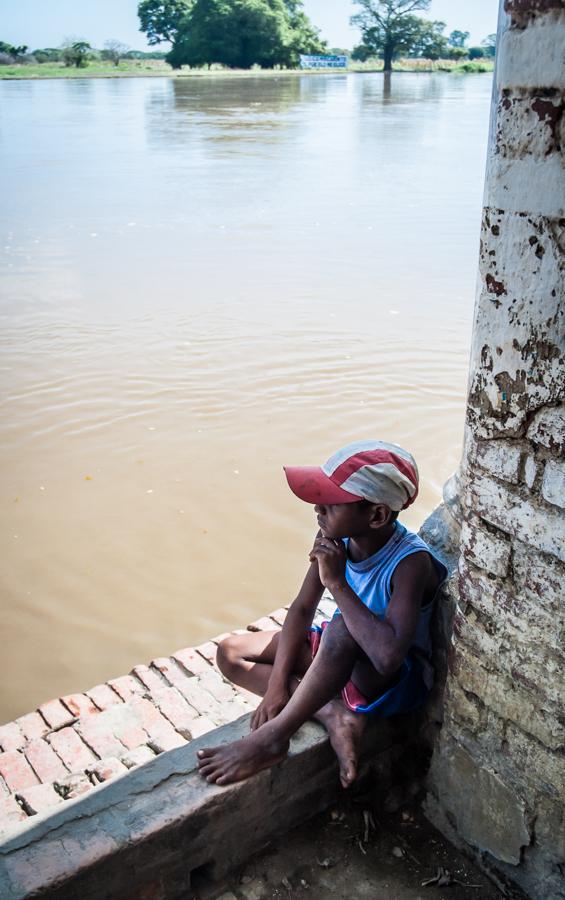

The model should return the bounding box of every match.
[309,621,431,718]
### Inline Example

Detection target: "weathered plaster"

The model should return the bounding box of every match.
[426,3,565,898]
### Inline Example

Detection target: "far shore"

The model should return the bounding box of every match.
[0,58,494,81]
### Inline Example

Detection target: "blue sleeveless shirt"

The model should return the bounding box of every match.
[340,522,447,656]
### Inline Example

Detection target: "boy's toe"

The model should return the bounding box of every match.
[197,747,215,759]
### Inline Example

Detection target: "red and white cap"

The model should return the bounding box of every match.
[284,440,419,511]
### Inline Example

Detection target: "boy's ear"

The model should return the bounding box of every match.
[369,503,394,528]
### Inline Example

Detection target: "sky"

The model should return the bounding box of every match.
[1,0,498,53]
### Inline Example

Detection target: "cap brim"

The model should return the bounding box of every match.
[283,466,362,505]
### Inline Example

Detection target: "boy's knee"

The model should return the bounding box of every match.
[216,635,242,677]
[320,616,357,655]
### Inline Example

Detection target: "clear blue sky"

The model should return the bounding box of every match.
[1,0,498,52]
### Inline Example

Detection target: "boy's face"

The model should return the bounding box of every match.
[314,499,391,539]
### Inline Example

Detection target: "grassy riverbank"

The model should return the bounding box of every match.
[1,58,493,79]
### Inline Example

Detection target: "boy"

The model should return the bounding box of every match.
[197,440,447,788]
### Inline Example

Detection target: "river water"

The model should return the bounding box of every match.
[0,73,491,721]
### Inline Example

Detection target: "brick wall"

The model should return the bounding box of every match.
[424,2,565,898]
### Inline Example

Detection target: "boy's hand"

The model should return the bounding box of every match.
[309,535,347,591]
[250,683,290,731]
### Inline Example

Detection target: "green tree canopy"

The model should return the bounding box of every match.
[351,0,432,71]
[0,41,28,58]
[164,0,324,69]
[409,19,448,60]
[481,33,496,58]
[138,0,194,44]
[61,40,92,68]
[448,29,469,48]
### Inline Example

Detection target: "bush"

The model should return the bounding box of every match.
[459,61,490,73]
[0,51,14,65]
[468,46,485,60]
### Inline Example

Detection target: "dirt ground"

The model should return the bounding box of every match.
[192,797,528,900]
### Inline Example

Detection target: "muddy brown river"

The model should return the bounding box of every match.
[0,72,491,721]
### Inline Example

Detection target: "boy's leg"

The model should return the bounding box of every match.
[198,616,370,787]
[217,630,312,697]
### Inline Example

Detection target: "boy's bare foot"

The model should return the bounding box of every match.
[197,728,289,785]
[314,698,366,788]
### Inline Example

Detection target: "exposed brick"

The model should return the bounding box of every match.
[505,723,565,799]
[48,727,97,772]
[0,751,40,792]
[471,474,565,562]
[0,794,27,832]
[102,705,148,751]
[38,699,76,730]
[150,687,198,739]
[194,641,217,663]
[129,697,185,752]
[247,617,279,633]
[495,94,562,160]
[523,456,538,490]
[457,571,563,706]
[16,712,49,742]
[527,404,565,455]
[473,439,522,484]
[512,540,564,614]
[87,757,128,784]
[312,609,329,628]
[55,772,93,800]
[318,597,338,619]
[61,693,99,719]
[16,783,64,816]
[77,716,126,759]
[25,739,68,782]
[444,679,486,732]
[86,683,123,710]
[197,668,238,703]
[172,647,212,676]
[453,648,563,750]
[541,459,565,509]
[147,733,187,754]
[169,675,220,718]
[211,699,250,727]
[152,656,197,695]
[107,674,144,702]
[0,722,26,752]
[269,608,288,626]
[132,664,166,694]
[461,520,511,577]
[120,745,155,769]
[233,686,261,709]
[211,632,231,645]
[187,716,216,739]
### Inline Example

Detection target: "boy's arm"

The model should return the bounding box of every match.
[311,538,433,677]
[250,557,324,730]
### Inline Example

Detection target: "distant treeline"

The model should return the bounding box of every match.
[1,0,497,72]
[0,40,167,67]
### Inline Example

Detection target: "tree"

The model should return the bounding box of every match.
[408,19,447,60]
[351,0,431,72]
[481,33,496,58]
[468,46,485,60]
[138,0,194,44]
[102,39,130,66]
[61,39,92,68]
[0,41,28,59]
[282,0,325,62]
[448,29,469,48]
[167,0,324,70]
[32,47,63,63]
